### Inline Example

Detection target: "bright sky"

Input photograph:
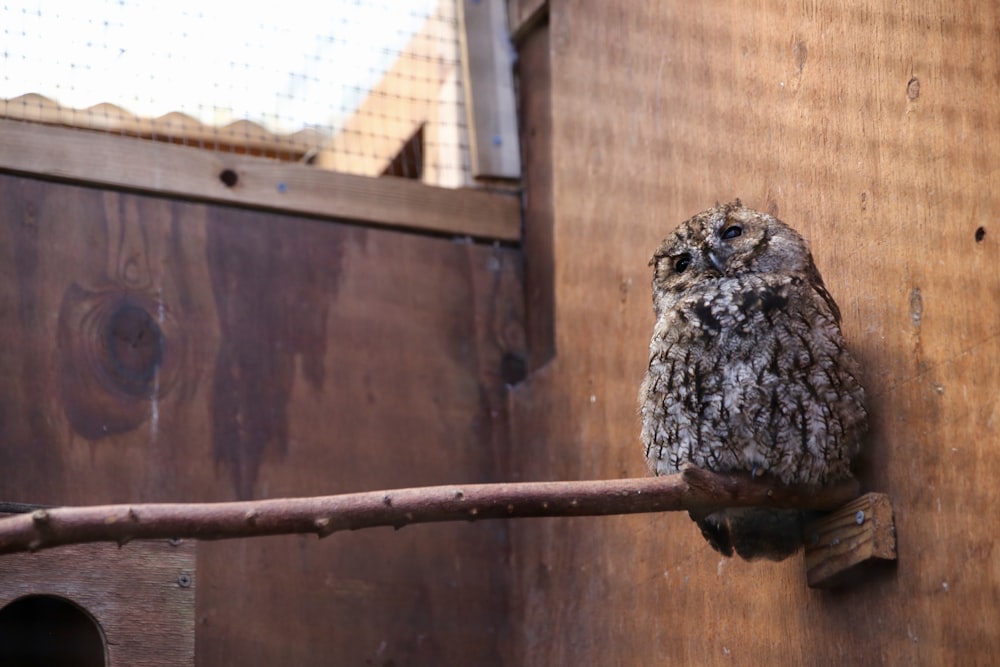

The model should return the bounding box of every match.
[1,0,439,134]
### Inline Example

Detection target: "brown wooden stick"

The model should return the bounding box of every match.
[0,469,860,555]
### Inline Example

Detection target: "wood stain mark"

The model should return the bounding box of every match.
[793,41,808,73]
[909,287,923,327]
[206,211,344,499]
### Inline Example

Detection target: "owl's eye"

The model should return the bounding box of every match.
[721,225,742,240]
[673,254,692,273]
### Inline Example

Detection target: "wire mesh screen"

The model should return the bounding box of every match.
[1,0,471,186]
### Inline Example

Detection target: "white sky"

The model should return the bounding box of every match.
[1,0,439,134]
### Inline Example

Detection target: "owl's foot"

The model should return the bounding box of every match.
[695,507,805,561]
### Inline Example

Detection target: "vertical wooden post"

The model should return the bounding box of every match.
[459,0,522,180]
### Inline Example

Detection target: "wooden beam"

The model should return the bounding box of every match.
[459,0,522,180]
[804,492,898,589]
[517,19,555,370]
[0,119,520,241]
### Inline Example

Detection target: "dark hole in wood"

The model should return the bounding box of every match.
[501,352,528,385]
[975,226,985,243]
[0,595,107,667]
[219,169,239,187]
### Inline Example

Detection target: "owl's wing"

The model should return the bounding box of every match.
[807,262,842,324]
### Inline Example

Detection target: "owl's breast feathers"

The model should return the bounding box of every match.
[641,271,866,486]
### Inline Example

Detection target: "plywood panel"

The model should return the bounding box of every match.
[0,172,524,665]
[0,540,196,666]
[510,3,1000,665]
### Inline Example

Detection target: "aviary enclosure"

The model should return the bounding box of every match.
[1,1,998,665]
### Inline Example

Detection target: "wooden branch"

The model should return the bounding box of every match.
[0,469,860,556]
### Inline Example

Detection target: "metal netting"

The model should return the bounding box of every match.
[1,0,471,186]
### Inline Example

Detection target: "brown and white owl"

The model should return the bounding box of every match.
[639,201,867,560]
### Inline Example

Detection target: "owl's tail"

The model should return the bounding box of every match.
[692,507,818,561]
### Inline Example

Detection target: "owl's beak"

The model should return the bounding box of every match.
[706,251,726,274]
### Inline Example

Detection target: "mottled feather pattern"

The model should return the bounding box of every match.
[639,202,867,560]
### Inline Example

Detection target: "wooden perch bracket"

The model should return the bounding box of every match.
[804,492,898,588]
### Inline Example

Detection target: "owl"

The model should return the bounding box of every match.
[638,201,868,560]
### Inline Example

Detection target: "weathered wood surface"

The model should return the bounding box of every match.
[0,540,195,666]
[509,3,1000,665]
[0,172,524,665]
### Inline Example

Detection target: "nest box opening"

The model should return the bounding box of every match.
[0,594,107,667]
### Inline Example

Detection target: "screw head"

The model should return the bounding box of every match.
[855,510,865,525]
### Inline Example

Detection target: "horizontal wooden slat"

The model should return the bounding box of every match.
[0,119,520,241]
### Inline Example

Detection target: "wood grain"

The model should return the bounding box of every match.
[0,118,520,240]
[509,3,1000,665]
[0,172,524,665]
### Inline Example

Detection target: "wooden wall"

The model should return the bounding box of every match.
[0,173,523,665]
[509,2,1000,665]
[3,1,999,664]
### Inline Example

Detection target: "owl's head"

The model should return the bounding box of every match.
[649,201,817,296]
